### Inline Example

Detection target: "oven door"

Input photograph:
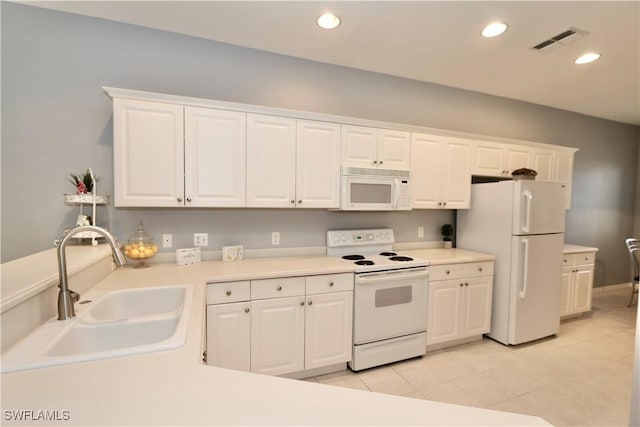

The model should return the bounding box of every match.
[353,267,428,345]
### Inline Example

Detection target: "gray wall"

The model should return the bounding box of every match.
[2,2,639,286]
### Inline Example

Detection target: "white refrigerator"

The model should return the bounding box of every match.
[457,180,565,345]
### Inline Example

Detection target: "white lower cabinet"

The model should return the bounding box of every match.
[560,250,596,317]
[251,296,305,376]
[427,262,494,348]
[205,273,353,377]
[206,301,251,371]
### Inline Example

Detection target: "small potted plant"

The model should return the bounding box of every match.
[441,224,454,249]
[67,169,99,194]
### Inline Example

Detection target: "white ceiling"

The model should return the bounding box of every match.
[22,1,640,125]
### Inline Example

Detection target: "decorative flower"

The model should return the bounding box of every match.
[67,169,99,194]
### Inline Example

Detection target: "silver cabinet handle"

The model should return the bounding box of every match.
[226,290,232,296]
[277,286,282,291]
[244,307,250,313]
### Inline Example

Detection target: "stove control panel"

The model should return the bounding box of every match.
[327,229,395,247]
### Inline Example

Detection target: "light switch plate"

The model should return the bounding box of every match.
[176,247,201,266]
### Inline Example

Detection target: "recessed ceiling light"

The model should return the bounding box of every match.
[317,12,340,30]
[482,22,508,38]
[575,52,601,64]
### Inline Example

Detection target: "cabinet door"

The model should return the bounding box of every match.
[460,276,493,338]
[553,151,574,209]
[304,291,353,369]
[426,279,462,345]
[246,114,297,207]
[250,296,305,376]
[532,149,554,182]
[341,125,378,168]
[505,145,531,174]
[410,133,442,209]
[296,120,341,208]
[184,107,246,207]
[377,129,411,170]
[560,266,572,317]
[442,139,471,209]
[572,266,594,314]
[206,302,251,371]
[472,141,505,177]
[113,99,184,207]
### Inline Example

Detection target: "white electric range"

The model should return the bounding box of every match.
[327,229,429,371]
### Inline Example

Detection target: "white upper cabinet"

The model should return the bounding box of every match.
[114,99,246,207]
[532,148,554,182]
[113,98,185,207]
[472,141,531,178]
[246,115,340,208]
[341,125,410,170]
[296,120,341,208]
[246,114,297,208]
[554,150,574,209]
[184,107,246,207]
[411,133,471,209]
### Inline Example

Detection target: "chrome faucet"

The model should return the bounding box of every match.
[56,225,127,320]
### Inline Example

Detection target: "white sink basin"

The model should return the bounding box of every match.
[1,285,193,373]
[88,286,186,321]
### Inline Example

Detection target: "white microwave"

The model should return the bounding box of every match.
[340,167,411,211]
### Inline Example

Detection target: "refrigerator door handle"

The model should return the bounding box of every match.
[520,238,529,299]
[522,190,533,233]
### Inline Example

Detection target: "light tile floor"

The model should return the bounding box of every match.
[305,288,638,426]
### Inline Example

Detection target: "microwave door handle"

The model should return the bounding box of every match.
[392,180,399,209]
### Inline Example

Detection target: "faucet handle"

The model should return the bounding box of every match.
[69,290,80,303]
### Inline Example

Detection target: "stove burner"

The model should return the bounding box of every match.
[379,252,397,257]
[342,254,365,260]
[389,256,414,262]
[355,260,375,266]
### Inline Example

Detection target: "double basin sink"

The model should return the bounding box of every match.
[2,285,193,373]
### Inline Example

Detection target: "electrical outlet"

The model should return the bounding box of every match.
[418,227,424,238]
[271,232,280,246]
[162,234,173,248]
[194,233,208,247]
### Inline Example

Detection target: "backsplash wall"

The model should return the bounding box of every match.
[3,3,639,286]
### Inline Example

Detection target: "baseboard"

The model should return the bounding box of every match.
[592,282,631,294]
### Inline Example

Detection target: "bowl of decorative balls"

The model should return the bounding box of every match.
[123,221,158,268]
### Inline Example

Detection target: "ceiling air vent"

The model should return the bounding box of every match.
[532,27,589,53]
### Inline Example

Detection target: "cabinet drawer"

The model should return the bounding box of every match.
[429,264,466,281]
[251,277,305,300]
[562,254,576,267]
[207,281,250,304]
[306,273,353,295]
[575,252,596,265]
[464,261,494,277]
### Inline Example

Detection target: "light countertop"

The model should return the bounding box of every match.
[1,248,549,426]
[564,244,599,254]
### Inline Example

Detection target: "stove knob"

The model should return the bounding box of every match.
[341,235,347,242]
[368,234,374,240]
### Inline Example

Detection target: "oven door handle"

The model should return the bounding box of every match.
[356,269,428,284]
